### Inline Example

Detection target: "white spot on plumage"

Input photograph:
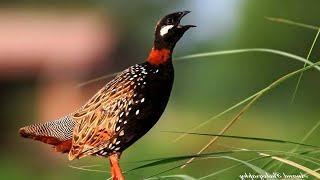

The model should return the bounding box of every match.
[136,109,140,115]
[119,130,124,136]
[141,98,145,103]
[160,25,174,36]
[115,147,120,151]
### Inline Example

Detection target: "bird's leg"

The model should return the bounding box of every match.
[108,154,124,180]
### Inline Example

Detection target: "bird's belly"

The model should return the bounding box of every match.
[116,97,169,152]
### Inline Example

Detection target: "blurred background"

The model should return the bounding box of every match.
[1,0,320,179]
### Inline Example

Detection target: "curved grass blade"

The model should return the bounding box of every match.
[265,17,319,31]
[165,131,320,149]
[78,48,320,87]
[175,48,320,72]
[126,151,235,172]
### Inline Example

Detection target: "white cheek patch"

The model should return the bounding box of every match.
[160,25,174,36]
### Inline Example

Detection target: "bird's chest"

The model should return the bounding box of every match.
[130,66,173,123]
[137,64,174,120]
[114,65,174,149]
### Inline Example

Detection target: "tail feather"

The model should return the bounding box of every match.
[19,116,75,153]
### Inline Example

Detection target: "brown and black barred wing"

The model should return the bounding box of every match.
[68,64,149,160]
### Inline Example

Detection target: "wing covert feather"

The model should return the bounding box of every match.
[69,68,136,160]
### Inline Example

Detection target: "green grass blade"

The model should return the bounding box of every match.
[126,151,235,172]
[265,17,319,30]
[78,48,320,87]
[166,131,320,148]
[175,48,320,72]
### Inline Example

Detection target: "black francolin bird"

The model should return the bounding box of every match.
[19,11,195,180]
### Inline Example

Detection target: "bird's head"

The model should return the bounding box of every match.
[148,11,195,65]
[154,11,195,50]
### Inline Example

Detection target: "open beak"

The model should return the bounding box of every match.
[177,11,196,29]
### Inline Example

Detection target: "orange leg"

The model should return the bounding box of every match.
[109,154,125,180]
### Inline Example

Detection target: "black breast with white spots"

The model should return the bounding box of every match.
[96,62,174,157]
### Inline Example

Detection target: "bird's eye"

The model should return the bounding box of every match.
[166,18,174,24]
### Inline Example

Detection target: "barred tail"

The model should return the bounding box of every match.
[19,116,75,153]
